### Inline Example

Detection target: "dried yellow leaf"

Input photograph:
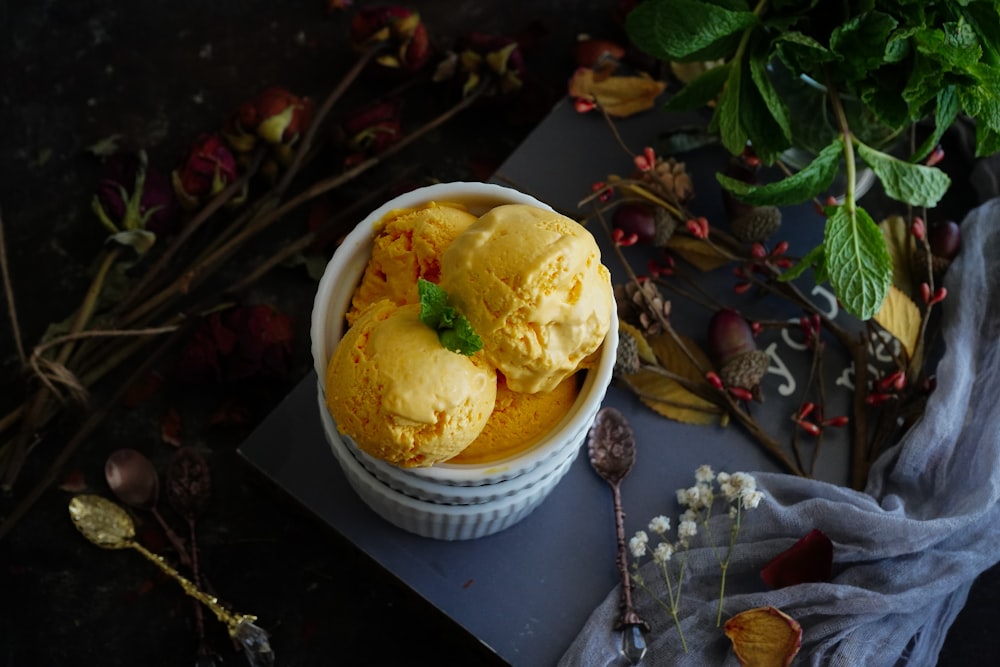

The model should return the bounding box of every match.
[625,368,722,425]
[619,321,657,364]
[669,59,724,85]
[872,284,920,360]
[623,331,720,424]
[879,215,917,294]
[568,68,666,118]
[724,606,802,667]
[647,331,714,380]
[666,235,731,272]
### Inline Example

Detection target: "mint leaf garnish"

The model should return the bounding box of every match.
[625,0,756,62]
[417,278,483,356]
[824,205,892,320]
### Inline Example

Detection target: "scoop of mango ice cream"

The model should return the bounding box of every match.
[447,373,581,465]
[440,204,613,394]
[347,201,478,325]
[325,300,497,467]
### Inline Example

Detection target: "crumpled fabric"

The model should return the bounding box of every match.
[559,177,1000,665]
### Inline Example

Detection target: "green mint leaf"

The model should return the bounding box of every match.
[439,316,484,356]
[913,21,981,70]
[717,61,748,155]
[856,142,951,207]
[773,31,832,75]
[911,86,959,162]
[716,138,843,206]
[963,2,1000,66]
[418,278,449,329]
[829,11,898,80]
[664,63,730,112]
[824,204,892,320]
[742,32,792,163]
[626,0,757,62]
[417,278,483,356]
[777,243,824,283]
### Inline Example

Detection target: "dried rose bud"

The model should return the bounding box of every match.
[708,309,769,391]
[176,304,294,383]
[351,6,431,72]
[92,152,179,252]
[573,37,626,69]
[456,32,527,95]
[224,87,314,157]
[339,98,404,166]
[171,133,244,210]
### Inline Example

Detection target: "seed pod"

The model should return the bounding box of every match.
[731,205,782,243]
[653,208,679,247]
[614,329,641,377]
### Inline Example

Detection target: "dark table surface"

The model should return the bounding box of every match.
[1,1,997,665]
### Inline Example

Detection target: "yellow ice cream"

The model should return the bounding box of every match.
[440,204,613,394]
[325,300,497,467]
[347,202,478,325]
[448,373,581,464]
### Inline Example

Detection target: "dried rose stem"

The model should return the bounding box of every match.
[275,42,387,196]
[2,245,121,490]
[0,209,26,364]
[112,148,266,316]
[0,324,189,541]
[122,82,488,329]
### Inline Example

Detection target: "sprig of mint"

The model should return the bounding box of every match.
[417,278,483,356]
[626,0,1000,319]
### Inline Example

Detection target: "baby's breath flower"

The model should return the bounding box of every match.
[649,515,671,535]
[695,464,715,483]
[728,506,738,520]
[680,508,697,523]
[731,471,757,493]
[653,541,674,564]
[678,519,698,542]
[742,489,764,510]
[629,530,649,558]
[676,487,690,506]
[716,471,731,485]
[720,480,738,502]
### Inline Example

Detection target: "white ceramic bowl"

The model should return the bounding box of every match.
[319,389,580,540]
[310,181,617,536]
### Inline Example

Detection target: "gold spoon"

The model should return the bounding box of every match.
[68,494,274,667]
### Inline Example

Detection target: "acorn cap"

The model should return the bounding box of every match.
[731,205,782,243]
[653,208,679,247]
[720,349,770,390]
[614,328,641,377]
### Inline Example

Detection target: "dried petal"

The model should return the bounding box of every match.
[567,67,666,118]
[724,606,802,667]
[760,528,834,589]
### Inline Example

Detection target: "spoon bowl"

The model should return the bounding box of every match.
[105,448,160,511]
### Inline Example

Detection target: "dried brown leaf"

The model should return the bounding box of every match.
[724,606,803,667]
[872,285,920,360]
[647,331,714,381]
[568,68,666,118]
[667,235,732,272]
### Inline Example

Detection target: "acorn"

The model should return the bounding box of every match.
[913,219,961,276]
[707,309,769,391]
[731,205,782,243]
[612,202,656,245]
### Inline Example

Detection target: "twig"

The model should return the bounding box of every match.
[0,208,26,364]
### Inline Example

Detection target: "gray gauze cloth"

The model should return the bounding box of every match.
[559,195,1000,666]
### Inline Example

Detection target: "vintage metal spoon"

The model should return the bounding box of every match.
[105,448,191,567]
[588,407,649,665]
[68,494,275,667]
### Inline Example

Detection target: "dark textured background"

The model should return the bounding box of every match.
[0,1,996,665]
